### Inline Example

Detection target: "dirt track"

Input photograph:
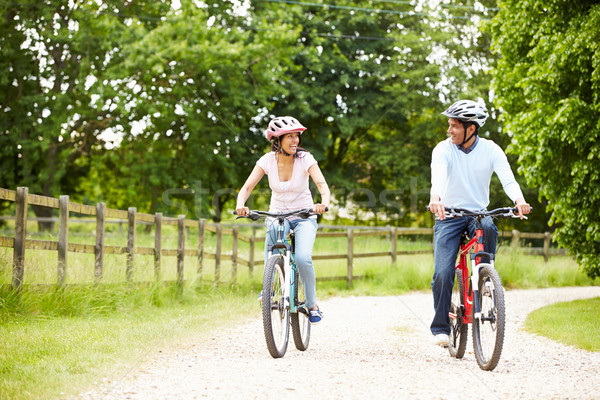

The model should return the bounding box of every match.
[76,286,600,400]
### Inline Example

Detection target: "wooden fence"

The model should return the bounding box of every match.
[0,187,563,291]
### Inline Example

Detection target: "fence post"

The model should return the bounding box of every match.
[347,228,353,288]
[391,226,397,266]
[215,224,222,282]
[232,225,238,282]
[57,195,69,287]
[177,215,185,292]
[543,231,552,262]
[198,219,205,281]
[154,213,162,283]
[95,202,105,282]
[511,229,520,249]
[249,226,256,277]
[127,207,136,281]
[13,186,28,290]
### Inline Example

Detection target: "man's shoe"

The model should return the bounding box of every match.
[309,308,323,325]
[257,291,263,303]
[433,333,450,347]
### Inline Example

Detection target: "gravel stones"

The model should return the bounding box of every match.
[76,287,600,400]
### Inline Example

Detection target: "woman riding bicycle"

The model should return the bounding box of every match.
[236,116,330,324]
[428,100,531,346]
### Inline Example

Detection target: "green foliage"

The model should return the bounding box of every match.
[491,1,600,278]
[1,0,548,233]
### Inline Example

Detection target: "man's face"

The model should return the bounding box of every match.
[447,118,474,145]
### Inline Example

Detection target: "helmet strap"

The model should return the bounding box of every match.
[275,137,293,156]
[460,122,478,146]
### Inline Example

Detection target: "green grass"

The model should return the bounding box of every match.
[525,297,600,352]
[0,224,599,400]
[0,282,260,400]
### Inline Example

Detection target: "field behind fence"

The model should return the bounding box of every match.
[0,187,565,291]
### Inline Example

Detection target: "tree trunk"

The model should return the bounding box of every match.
[32,204,55,232]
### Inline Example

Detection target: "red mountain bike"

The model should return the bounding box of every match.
[444,206,529,371]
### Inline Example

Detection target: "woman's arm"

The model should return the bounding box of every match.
[236,165,265,216]
[308,163,330,214]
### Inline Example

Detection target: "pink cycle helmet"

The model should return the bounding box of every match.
[266,116,306,141]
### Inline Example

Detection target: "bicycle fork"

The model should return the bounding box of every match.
[470,254,496,323]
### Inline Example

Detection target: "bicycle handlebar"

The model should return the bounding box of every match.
[233,207,328,221]
[426,206,532,219]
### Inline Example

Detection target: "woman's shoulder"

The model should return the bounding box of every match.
[297,150,317,165]
[258,151,276,162]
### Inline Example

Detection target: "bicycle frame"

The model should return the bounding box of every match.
[454,221,495,325]
[267,217,300,314]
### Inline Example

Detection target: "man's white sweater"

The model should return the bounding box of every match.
[430,137,524,210]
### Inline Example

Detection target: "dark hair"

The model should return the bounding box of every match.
[271,135,307,158]
[460,120,479,136]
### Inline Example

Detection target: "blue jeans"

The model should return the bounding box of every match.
[265,217,318,309]
[430,216,498,335]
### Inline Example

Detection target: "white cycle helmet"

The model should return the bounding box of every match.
[266,116,306,141]
[442,100,488,128]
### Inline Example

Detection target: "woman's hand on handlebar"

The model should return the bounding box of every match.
[313,204,328,214]
[235,206,249,217]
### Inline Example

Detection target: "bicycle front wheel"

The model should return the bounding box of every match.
[262,255,290,358]
[449,268,468,358]
[291,268,311,351]
[472,264,505,371]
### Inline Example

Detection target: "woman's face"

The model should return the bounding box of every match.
[280,132,301,154]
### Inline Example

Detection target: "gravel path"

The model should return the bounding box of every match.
[76,287,600,400]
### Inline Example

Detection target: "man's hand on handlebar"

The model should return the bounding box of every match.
[428,195,446,220]
[514,198,531,219]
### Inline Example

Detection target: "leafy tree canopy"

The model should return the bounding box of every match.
[491,0,600,278]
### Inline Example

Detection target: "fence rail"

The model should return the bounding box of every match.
[0,187,564,291]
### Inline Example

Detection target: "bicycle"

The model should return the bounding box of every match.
[234,208,324,358]
[439,206,529,371]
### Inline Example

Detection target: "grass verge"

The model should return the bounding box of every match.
[0,282,259,400]
[525,297,600,352]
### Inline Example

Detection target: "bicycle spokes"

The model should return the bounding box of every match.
[472,265,505,371]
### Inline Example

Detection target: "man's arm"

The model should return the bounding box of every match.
[491,144,531,218]
[429,144,448,220]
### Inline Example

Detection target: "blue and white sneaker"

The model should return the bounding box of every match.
[257,290,263,303]
[309,308,323,325]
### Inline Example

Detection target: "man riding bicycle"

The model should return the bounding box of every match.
[428,99,531,346]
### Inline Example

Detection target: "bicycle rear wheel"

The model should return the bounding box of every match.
[262,255,289,358]
[449,268,468,358]
[472,264,505,371]
[291,268,311,351]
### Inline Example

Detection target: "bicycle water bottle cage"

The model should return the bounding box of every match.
[288,230,296,253]
[460,230,470,244]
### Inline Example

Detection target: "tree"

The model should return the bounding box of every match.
[249,0,527,226]
[490,0,600,278]
[0,0,168,228]
[89,0,301,220]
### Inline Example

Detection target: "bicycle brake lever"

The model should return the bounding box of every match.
[247,212,262,221]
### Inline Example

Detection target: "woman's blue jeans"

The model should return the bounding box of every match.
[265,217,318,309]
[430,216,498,335]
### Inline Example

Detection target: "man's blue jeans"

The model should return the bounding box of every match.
[265,217,318,309]
[430,216,498,335]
